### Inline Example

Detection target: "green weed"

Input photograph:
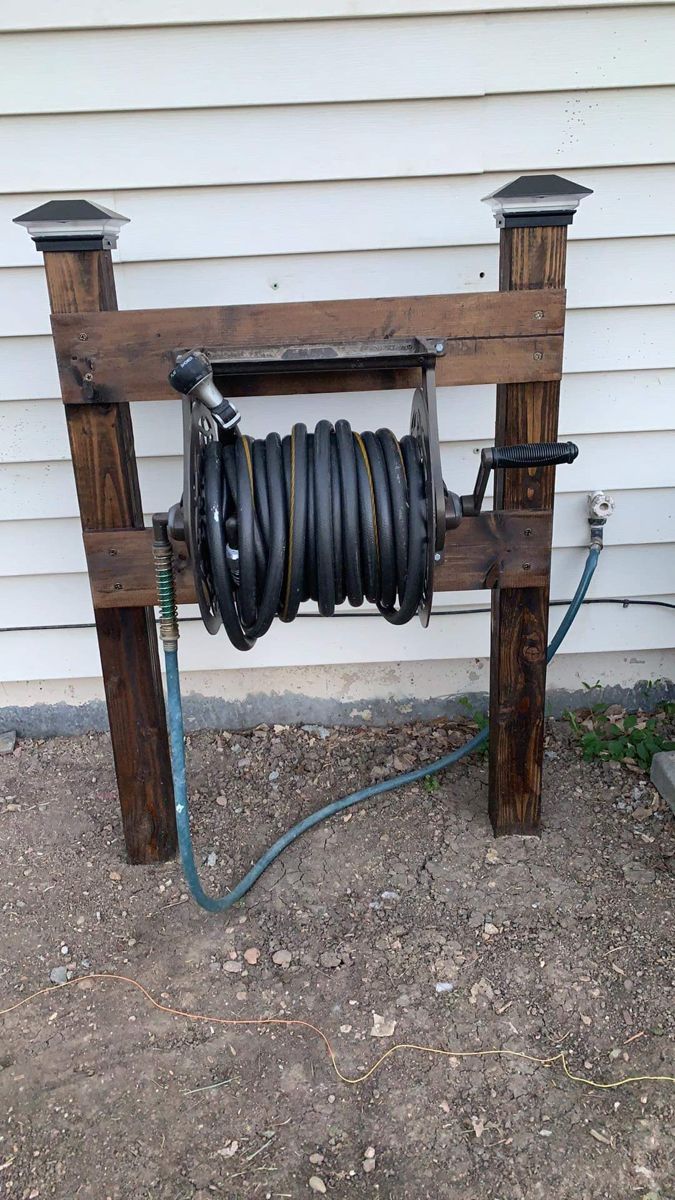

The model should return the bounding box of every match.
[565,704,675,769]
[423,774,440,795]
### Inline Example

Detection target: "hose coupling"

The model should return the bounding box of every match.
[152,513,179,650]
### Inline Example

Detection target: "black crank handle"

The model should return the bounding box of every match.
[487,441,579,470]
[461,441,579,516]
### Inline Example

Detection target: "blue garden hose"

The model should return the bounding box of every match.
[162,543,601,913]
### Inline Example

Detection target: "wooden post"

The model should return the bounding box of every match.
[484,176,592,835]
[14,202,177,864]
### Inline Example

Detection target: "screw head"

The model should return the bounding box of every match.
[435,342,444,353]
[533,351,543,362]
[434,552,442,562]
[522,562,531,570]
[524,528,532,537]
[78,332,88,341]
[534,310,544,320]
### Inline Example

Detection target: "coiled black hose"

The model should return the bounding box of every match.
[202,419,429,649]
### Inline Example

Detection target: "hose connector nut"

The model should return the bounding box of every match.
[152,513,180,650]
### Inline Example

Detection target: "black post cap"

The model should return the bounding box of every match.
[482,175,593,228]
[13,200,129,251]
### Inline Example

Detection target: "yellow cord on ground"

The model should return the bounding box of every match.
[1,973,673,1091]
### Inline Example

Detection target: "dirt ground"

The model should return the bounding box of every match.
[1,712,673,1200]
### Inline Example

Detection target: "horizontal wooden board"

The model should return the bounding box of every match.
[4,305,670,402]
[2,0,670,32]
[3,89,674,194]
[1,486,671,582]
[3,369,673,464]
[81,512,552,608]
[1,543,673,628]
[5,238,675,337]
[0,575,672,680]
[51,289,565,404]
[4,166,675,269]
[3,9,674,115]
[1,431,673,523]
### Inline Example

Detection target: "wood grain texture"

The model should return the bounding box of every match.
[44,250,177,865]
[489,225,568,837]
[83,512,552,608]
[51,288,565,404]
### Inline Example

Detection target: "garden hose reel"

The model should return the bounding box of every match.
[164,341,578,650]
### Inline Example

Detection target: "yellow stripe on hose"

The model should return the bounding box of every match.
[353,431,379,568]
[281,425,296,621]
[241,434,254,493]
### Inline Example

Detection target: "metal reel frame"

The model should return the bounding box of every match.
[182,397,222,634]
[410,363,445,626]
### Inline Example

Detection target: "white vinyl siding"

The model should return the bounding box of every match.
[0,2,672,698]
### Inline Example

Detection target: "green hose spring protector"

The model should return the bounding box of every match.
[162,545,601,913]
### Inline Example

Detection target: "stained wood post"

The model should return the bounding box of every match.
[483,176,592,835]
[14,201,177,864]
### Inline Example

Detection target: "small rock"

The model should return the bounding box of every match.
[216,1140,238,1159]
[0,730,17,755]
[320,951,341,969]
[391,755,410,771]
[244,948,260,965]
[223,961,242,974]
[302,725,331,740]
[435,982,454,994]
[206,852,217,868]
[364,1146,375,1159]
[109,871,121,882]
[363,1159,375,1173]
[469,977,495,1005]
[215,795,228,808]
[380,890,400,901]
[622,863,656,885]
[309,1153,324,1165]
[370,1012,396,1038]
[237,757,251,769]
[651,750,675,812]
[49,967,68,985]
[272,949,292,966]
[268,770,280,782]
[309,1177,327,1194]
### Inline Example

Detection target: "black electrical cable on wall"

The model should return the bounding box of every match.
[2,598,673,637]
